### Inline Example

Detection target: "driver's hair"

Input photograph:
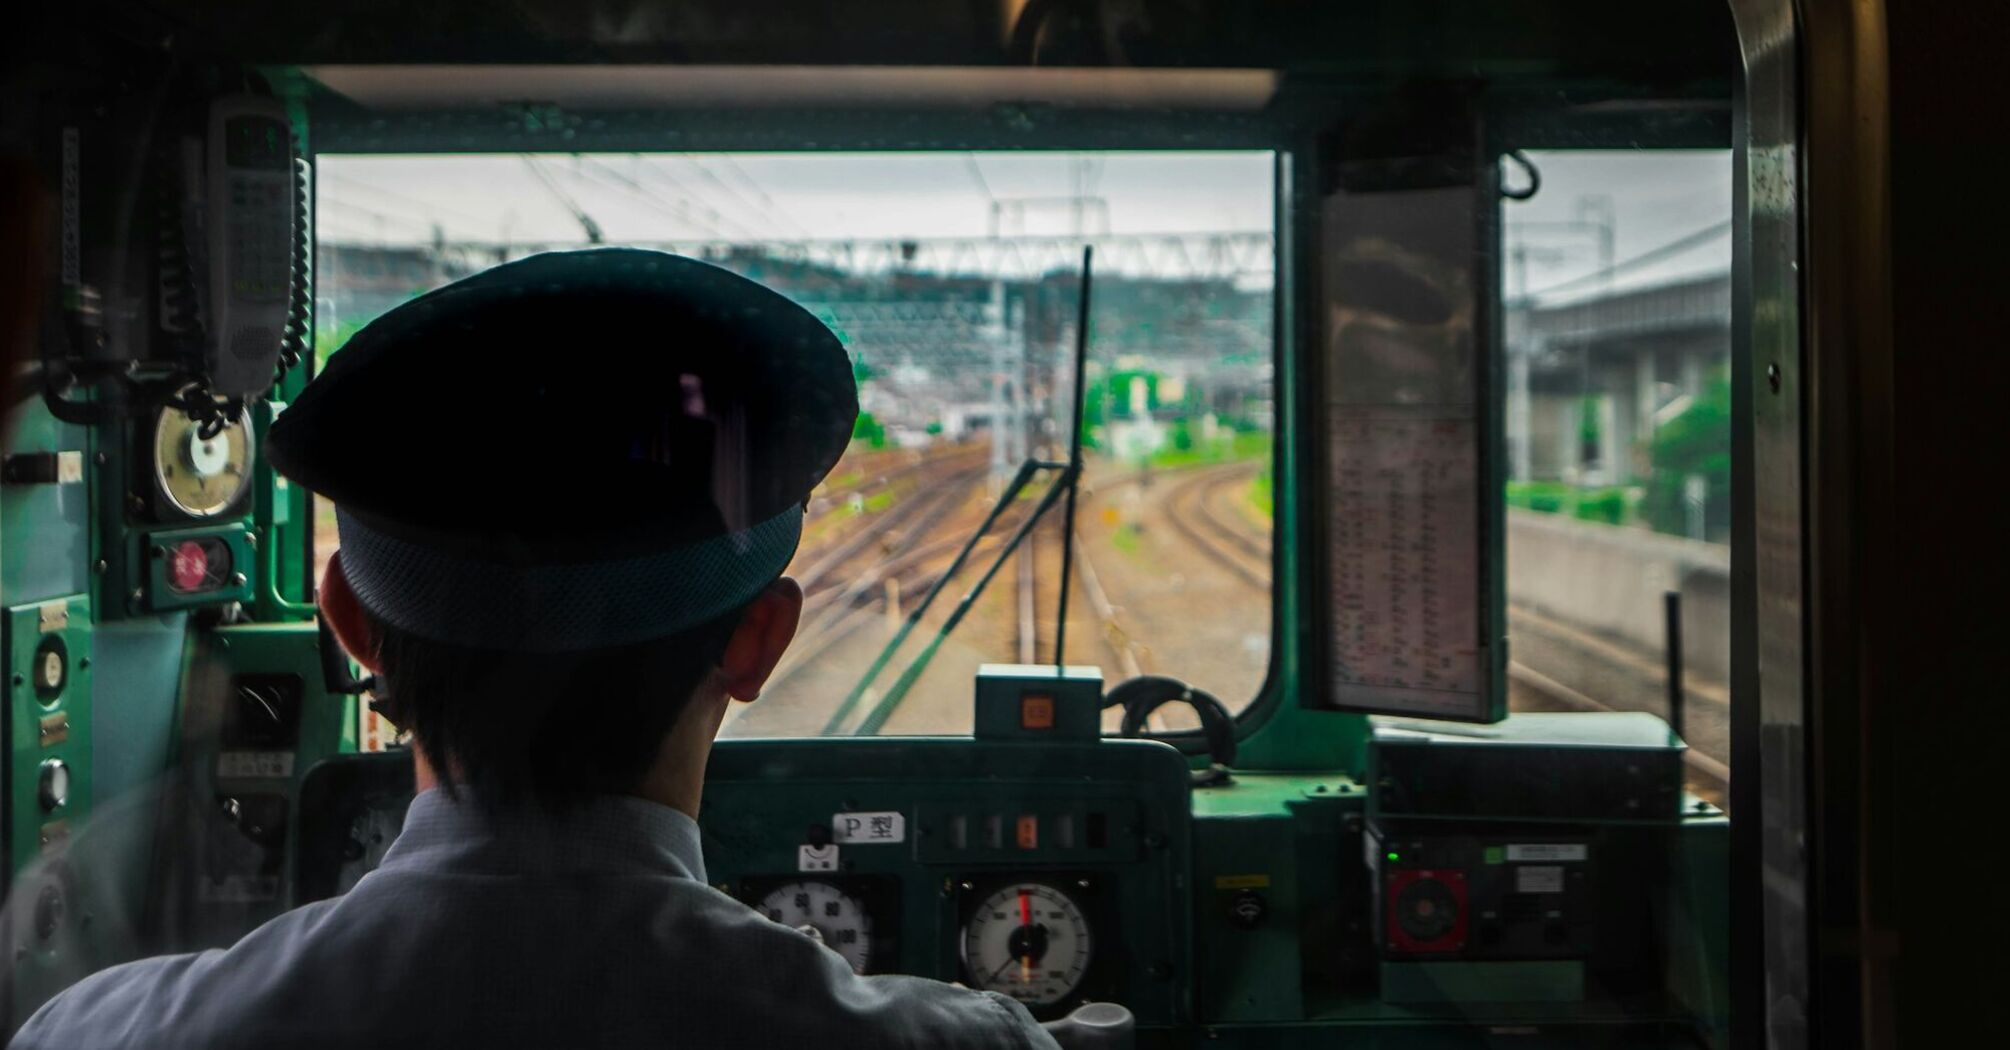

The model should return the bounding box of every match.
[366,603,748,807]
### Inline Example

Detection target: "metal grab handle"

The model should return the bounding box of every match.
[1039,1002,1134,1050]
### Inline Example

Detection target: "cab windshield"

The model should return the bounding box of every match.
[313,150,1277,735]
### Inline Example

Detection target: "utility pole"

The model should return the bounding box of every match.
[987,279,1009,486]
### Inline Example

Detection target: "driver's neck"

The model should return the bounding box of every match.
[406,686,729,821]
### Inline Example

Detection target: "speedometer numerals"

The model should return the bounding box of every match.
[737,874,901,976]
[755,880,875,974]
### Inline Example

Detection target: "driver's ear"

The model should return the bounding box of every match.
[719,577,804,703]
[318,552,382,673]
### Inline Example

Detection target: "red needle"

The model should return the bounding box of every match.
[1018,890,1034,984]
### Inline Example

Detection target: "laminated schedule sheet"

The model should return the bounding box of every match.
[1328,416,1483,715]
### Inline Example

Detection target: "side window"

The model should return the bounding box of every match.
[1501,149,1733,800]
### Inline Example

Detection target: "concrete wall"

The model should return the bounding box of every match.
[1506,508,1731,680]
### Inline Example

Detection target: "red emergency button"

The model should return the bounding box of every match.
[169,541,212,593]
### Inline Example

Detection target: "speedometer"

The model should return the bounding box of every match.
[756,880,875,974]
[960,881,1093,1007]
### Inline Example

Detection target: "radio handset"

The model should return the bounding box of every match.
[201,95,298,399]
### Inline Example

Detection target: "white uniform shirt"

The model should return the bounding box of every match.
[12,790,1059,1050]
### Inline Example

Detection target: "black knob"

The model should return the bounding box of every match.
[1228,889,1267,929]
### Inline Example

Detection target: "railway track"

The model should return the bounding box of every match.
[794,464,987,601]
[756,456,1276,735]
[1506,658,1729,807]
[806,442,988,515]
[1162,462,1270,591]
[760,478,1042,711]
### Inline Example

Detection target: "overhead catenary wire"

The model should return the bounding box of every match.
[675,154,806,239]
[521,156,604,244]
[713,154,814,238]
[563,156,733,240]
[609,155,749,240]
[1527,219,1732,300]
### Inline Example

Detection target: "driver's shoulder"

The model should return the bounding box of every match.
[11,896,351,1049]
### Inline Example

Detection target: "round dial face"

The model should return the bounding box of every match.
[961,882,1093,1007]
[757,881,874,974]
[153,405,252,517]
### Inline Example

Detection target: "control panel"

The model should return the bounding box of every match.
[290,718,1726,1046]
[700,739,1189,1023]
[294,738,1193,1026]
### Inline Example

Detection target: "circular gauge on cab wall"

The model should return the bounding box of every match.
[152,399,253,518]
[756,880,876,974]
[960,881,1094,1008]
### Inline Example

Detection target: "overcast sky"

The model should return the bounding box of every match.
[318,148,1728,296]
[318,151,1274,244]
[1507,149,1731,303]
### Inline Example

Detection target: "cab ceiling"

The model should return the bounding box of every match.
[131,0,1735,87]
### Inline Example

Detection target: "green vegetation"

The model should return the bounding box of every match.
[1080,382,1106,450]
[1505,369,1729,541]
[1639,369,1731,541]
[1147,428,1270,470]
[1248,468,1274,518]
[1577,394,1603,460]
[1505,480,1635,526]
[852,411,888,449]
[1110,522,1142,555]
[314,319,370,365]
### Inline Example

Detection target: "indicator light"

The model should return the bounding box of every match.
[1386,851,1401,863]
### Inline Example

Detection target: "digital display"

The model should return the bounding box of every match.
[225,115,291,170]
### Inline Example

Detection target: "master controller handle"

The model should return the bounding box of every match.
[1039,1002,1134,1050]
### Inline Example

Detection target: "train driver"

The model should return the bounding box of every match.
[11,249,1061,1050]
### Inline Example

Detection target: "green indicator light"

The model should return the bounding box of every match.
[1385,851,1400,863]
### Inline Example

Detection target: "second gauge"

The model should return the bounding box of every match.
[960,881,1094,1007]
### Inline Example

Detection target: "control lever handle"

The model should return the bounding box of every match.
[1039,1002,1133,1050]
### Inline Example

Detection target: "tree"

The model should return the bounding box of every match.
[853,411,887,449]
[1641,368,1731,541]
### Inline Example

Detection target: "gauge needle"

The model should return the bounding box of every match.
[1018,891,1034,983]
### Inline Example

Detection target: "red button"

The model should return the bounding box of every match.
[169,541,211,593]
